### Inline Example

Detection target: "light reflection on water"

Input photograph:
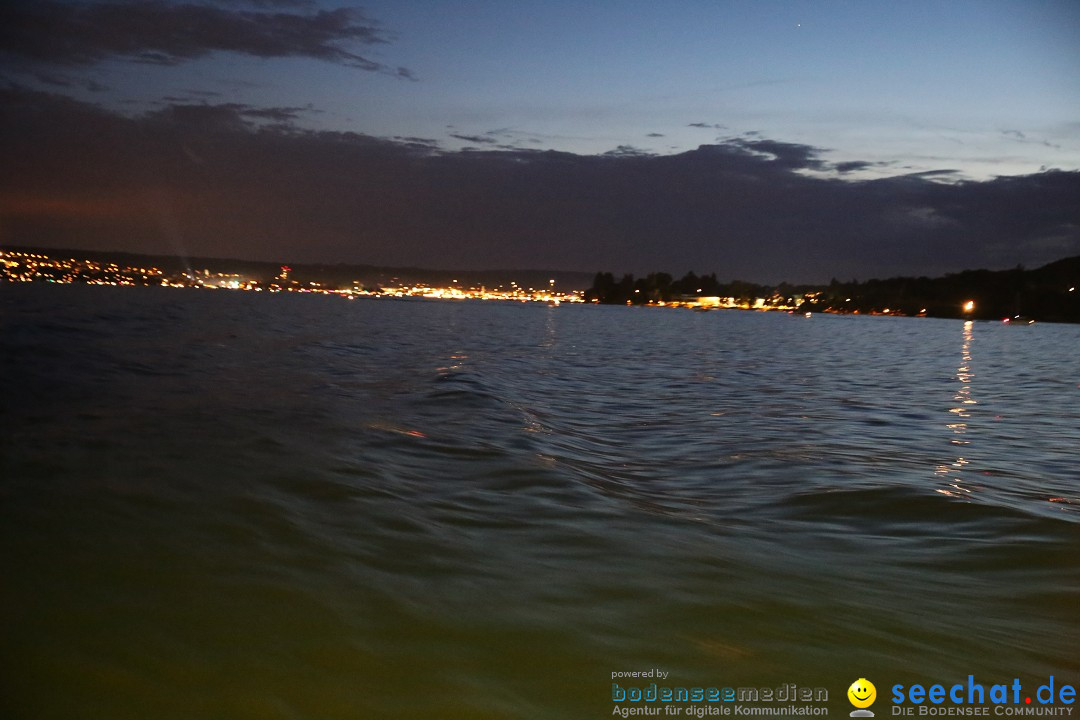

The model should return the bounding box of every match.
[1,285,1078,719]
[939,320,975,497]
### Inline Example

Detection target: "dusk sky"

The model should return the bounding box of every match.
[2,0,1079,282]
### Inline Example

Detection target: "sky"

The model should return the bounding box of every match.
[1,0,1079,283]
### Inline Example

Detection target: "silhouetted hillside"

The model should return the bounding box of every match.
[586,256,1080,322]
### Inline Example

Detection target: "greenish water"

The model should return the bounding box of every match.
[2,284,1078,719]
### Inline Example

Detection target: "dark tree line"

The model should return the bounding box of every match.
[585,255,1080,322]
[584,271,775,305]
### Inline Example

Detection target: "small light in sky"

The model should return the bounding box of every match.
[963,300,975,312]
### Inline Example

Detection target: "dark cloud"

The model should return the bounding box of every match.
[235,104,314,122]
[688,122,726,129]
[448,128,534,148]
[900,169,961,179]
[216,0,317,7]
[27,71,109,92]
[646,133,665,138]
[834,160,875,174]
[449,133,499,145]
[393,136,439,148]
[142,101,315,132]
[603,145,653,157]
[0,0,412,76]
[2,86,1078,282]
[730,138,827,171]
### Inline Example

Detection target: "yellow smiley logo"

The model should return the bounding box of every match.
[848,678,877,709]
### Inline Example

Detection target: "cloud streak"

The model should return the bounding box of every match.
[0,0,412,76]
[2,87,1078,283]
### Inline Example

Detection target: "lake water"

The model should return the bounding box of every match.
[1,284,1078,719]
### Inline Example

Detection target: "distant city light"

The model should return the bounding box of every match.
[0,249,586,303]
[2,248,1068,319]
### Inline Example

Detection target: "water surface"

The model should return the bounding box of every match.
[2,284,1078,719]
